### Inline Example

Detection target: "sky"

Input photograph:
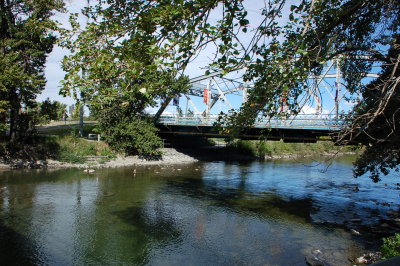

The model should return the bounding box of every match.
[40,0,270,110]
[39,0,371,117]
[39,0,88,107]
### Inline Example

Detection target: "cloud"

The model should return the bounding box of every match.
[300,105,329,115]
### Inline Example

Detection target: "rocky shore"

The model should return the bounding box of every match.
[0,148,199,170]
[0,147,358,170]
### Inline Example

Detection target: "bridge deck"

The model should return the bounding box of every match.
[158,114,344,131]
[156,114,345,142]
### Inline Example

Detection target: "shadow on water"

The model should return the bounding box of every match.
[0,219,38,265]
[164,174,316,223]
[109,205,183,265]
[112,205,182,243]
[0,158,396,265]
[178,148,258,162]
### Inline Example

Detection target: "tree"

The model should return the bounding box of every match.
[62,0,399,178]
[0,86,6,133]
[60,2,190,155]
[341,42,400,182]
[94,100,163,156]
[39,98,67,122]
[0,0,65,142]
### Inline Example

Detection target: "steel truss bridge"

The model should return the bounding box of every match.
[154,58,379,142]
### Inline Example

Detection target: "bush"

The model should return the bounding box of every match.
[58,150,87,164]
[95,103,162,156]
[256,141,272,158]
[381,233,400,259]
[54,134,116,163]
[224,139,360,158]
[227,140,256,156]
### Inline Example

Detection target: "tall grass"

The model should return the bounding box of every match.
[55,135,116,163]
[226,139,360,158]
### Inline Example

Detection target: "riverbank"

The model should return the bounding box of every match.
[0,145,358,170]
[224,139,361,159]
[0,148,199,170]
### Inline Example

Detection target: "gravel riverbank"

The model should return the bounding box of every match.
[0,148,199,170]
[0,147,357,170]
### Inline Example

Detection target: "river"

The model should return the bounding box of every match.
[0,155,398,265]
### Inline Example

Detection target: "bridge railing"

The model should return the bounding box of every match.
[157,114,346,131]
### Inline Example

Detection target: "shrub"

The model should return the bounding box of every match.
[256,141,272,158]
[227,140,256,156]
[58,150,86,164]
[95,103,162,156]
[381,233,400,259]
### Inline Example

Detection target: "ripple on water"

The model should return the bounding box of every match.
[0,157,397,265]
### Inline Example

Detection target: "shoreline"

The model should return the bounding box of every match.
[0,148,199,170]
[0,147,358,170]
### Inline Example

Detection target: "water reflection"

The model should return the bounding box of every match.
[0,156,398,265]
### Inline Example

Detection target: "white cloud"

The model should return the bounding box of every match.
[300,105,329,115]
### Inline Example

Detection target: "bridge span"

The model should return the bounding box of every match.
[153,58,377,143]
[156,114,346,143]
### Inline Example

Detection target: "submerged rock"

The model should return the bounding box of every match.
[305,255,326,266]
[84,169,95,173]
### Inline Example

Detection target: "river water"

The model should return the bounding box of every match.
[0,155,399,265]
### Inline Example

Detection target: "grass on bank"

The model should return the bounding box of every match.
[224,139,360,158]
[0,125,116,164]
[44,126,115,164]
[37,123,98,137]
[54,135,116,164]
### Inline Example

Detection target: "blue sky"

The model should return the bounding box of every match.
[39,0,378,117]
[40,0,269,108]
[40,0,293,115]
[40,0,88,107]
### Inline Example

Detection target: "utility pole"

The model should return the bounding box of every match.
[78,0,90,137]
[205,79,211,117]
[79,104,84,137]
[335,58,341,119]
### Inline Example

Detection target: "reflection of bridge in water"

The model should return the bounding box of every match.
[156,114,345,142]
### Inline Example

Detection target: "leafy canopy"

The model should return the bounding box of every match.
[39,98,67,122]
[0,0,65,140]
[61,0,399,178]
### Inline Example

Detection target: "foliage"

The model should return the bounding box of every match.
[226,139,357,158]
[69,103,82,120]
[60,2,191,156]
[39,98,67,122]
[0,135,60,162]
[0,113,7,134]
[61,0,399,179]
[381,233,400,259]
[0,0,65,142]
[226,140,255,156]
[94,101,163,156]
[342,43,400,182]
[0,88,6,133]
[55,134,115,164]
[60,3,190,114]
[0,122,116,164]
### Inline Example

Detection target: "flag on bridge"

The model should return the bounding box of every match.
[204,88,209,104]
[173,95,180,106]
[334,82,339,102]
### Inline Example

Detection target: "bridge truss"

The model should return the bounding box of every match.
[155,58,380,140]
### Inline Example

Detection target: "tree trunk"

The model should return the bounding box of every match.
[154,97,172,121]
[8,87,19,143]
